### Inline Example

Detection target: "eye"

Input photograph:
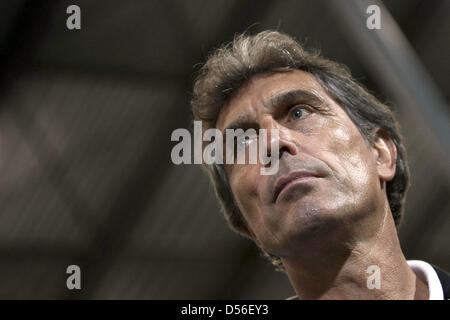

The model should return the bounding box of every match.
[289,106,310,121]
[236,135,257,153]
[224,135,253,162]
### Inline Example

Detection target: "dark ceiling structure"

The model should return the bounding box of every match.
[0,0,448,299]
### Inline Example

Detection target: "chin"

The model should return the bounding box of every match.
[282,200,347,240]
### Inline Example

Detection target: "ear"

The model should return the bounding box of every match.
[371,129,397,182]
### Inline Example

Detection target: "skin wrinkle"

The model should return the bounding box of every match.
[215,70,425,300]
[347,203,389,266]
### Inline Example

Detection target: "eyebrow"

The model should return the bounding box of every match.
[222,89,326,133]
[223,114,257,134]
[267,88,324,111]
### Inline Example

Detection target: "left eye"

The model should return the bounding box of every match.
[289,106,307,120]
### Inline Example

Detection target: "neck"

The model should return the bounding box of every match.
[282,205,428,300]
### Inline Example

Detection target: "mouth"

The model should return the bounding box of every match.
[273,170,321,202]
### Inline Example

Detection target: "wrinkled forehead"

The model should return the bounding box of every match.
[216,70,340,131]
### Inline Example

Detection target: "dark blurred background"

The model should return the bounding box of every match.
[0,0,448,299]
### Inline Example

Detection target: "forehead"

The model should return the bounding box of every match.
[216,69,336,131]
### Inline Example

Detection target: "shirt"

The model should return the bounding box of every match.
[407,259,444,300]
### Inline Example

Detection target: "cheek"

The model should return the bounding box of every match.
[318,120,376,190]
[228,164,262,218]
[229,165,277,242]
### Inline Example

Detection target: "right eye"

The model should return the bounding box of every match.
[236,136,249,152]
[224,135,257,164]
[236,135,258,154]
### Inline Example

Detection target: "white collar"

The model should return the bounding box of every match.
[407,260,444,300]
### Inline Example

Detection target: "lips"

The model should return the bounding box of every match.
[273,170,321,202]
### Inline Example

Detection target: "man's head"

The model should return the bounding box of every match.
[191,31,409,271]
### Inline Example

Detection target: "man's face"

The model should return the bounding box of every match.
[216,70,392,258]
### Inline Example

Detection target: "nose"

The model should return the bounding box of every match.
[260,116,299,159]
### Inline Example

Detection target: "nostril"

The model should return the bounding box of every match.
[279,146,290,158]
